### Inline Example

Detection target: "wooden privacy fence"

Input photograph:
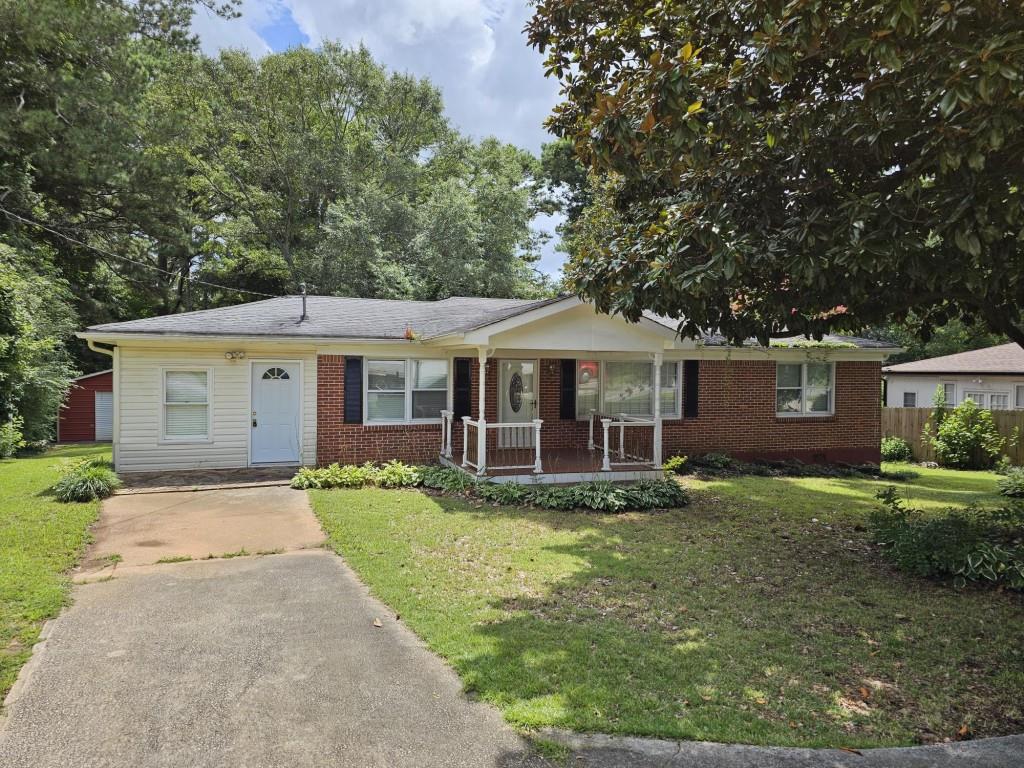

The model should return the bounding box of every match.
[881,407,1024,464]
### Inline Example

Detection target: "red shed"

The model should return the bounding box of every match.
[58,370,113,442]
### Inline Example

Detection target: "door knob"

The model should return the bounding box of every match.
[252,419,257,427]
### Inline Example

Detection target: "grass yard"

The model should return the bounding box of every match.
[311,464,1024,748]
[0,444,110,699]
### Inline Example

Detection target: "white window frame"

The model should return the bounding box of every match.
[903,391,917,408]
[161,367,213,443]
[964,391,987,408]
[1016,384,1024,409]
[989,392,1010,410]
[941,382,956,406]
[775,362,835,417]
[364,358,449,425]
[575,360,682,420]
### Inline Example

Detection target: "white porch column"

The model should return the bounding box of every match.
[653,353,663,467]
[476,348,487,474]
[601,418,612,471]
[587,409,595,450]
[533,419,543,473]
[461,416,469,467]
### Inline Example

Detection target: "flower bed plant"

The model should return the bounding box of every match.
[51,457,121,502]
[665,452,915,481]
[292,462,687,512]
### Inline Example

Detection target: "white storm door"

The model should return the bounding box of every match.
[497,360,537,448]
[251,363,300,464]
[94,391,113,441]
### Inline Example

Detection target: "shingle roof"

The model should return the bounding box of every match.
[83,294,896,350]
[642,313,896,349]
[883,343,1024,374]
[84,295,563,340]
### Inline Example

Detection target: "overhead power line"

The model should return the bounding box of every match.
[0,206,278,299]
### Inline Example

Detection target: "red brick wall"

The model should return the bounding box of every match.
[316,355,882,466]
[662,360,882,464]
[317,355,442,465]
[58,371,113,442]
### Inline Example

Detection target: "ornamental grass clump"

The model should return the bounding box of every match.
[52,458,121,502]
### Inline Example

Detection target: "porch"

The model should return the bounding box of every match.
[439,410,665,484]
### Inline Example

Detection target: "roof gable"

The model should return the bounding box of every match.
[883,343,1024,374]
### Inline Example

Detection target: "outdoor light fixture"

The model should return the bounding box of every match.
[224,351,246,360]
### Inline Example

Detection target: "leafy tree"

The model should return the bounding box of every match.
[863,314,1008,364]
[527,0,1024,346]
[0,244,78,442]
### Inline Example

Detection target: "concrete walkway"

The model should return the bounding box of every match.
[76,485,325,579]
[1,551,544,768]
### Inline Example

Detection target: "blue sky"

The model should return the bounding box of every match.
[190,0,566,278]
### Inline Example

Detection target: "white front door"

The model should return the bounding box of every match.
[251,363,300,464]
[498,360,537,448]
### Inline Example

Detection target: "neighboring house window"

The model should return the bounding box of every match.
[776,362,834,415]
[942,382,955,405]
[366,359,448,422]
[574,360,681,418]
[964,391,986,408]
[1017,384,1024,409]
[903,392,917,408]
[163,370,209,439]
[990,393,1009,410]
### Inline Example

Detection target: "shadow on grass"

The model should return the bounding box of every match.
[400,490,1024,747]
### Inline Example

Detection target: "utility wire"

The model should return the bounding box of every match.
[0,205,278,299]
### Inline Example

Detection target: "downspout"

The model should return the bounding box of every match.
[87,340,119,469]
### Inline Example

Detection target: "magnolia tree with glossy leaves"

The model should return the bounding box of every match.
[526,0,1024,346]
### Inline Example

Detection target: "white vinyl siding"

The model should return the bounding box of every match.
[116,346,317,472]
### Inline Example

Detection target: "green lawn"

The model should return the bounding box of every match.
[311,464,1024,748]
[0,444,110,699]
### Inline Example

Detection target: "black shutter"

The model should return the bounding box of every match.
[683,360,699,418]
[453,358,472,419]
[344,356,363,424]
[560,359,577,419]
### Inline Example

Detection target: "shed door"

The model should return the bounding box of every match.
[94,391,113,442]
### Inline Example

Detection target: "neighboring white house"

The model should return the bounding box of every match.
[883,343,1024,410]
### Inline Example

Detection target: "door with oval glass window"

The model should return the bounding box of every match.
[251,363,300,464]
[497,360,536,448]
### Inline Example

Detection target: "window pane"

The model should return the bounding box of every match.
[991,394,1008,409]
[777,388,802,413]
[604,361,652,416]
[777,363,801,388]
[1017,385,1024,408]
[806,363,832,387]
[943,383,956,405]
[965,392,985,407]
[166,371,207,403]
[806,387,831,412]
[576,361,600,417]
[413,359,447,389]
[660,362,679,415]
[367,392,405,421]
[903,392,917,407]
[165,403,207,437]
[412,390,446,419]
[367,360,405,391]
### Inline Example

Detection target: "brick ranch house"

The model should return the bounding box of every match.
[76,295,897,482]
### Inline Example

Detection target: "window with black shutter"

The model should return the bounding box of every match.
[344,357,363,423]
[453,358,472,418]
[560,359,576,419]
[683,360,699,418]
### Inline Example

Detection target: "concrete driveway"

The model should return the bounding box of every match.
[1,551,543,768]
[78,485,325,578]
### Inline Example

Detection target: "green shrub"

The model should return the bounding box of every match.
[870,487,1024,589]
[476,482,531,504]
[566,481,631,512]
[419,465,477,493]
[662,455,687,474]
[53,465,121,502]
[0,416,26,458]
[997,467,1024,498]
[528,486,577,510]
[375,460,422,488]
[928,399,1008,469]
[880,436,913,462]
[692,452,734,470]
[290,463,372,489]
[623,479,689,509]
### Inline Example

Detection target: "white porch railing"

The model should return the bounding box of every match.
[589,411,657,470]
[440,410,455,459]
[461,416,542,474]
